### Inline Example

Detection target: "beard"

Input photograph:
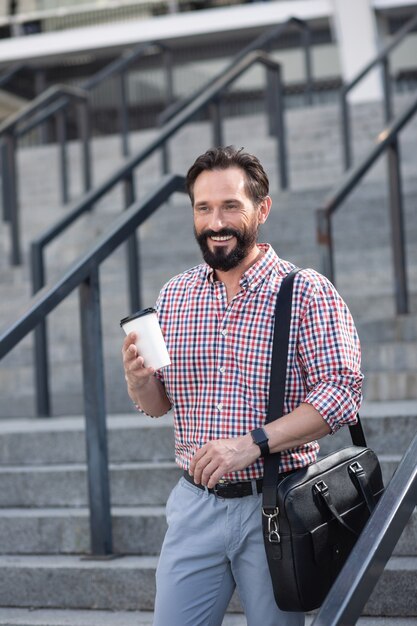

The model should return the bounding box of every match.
[194,222,259,271]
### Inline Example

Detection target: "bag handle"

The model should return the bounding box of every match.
[262,269,366,510]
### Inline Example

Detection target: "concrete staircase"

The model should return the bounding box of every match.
[0,400,415,625]
[0,91,416,623]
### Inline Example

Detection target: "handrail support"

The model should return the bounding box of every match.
[56,109,69,205]
[3,132,21,265]
[386,137,409,314]
[210,96,224,147]
[124,173,141,312]
[79,268,113,556]
[77,100,92,193]
[31,241,51,417]
[316,208,335,284]
[119,71,130,158]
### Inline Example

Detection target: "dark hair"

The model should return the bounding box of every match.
[186,146,269,205]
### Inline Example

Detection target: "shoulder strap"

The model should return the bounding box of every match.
[265,268,300,426]
[262,269,366,509]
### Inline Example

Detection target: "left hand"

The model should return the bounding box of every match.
[189,434,260,488]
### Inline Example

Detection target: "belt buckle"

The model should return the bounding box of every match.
[213,479,229,497]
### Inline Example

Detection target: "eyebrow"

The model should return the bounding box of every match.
[194,198,242,207]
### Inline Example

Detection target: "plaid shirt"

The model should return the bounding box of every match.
[155,244,363,481]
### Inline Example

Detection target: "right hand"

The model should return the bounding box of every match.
[122,332,155,395]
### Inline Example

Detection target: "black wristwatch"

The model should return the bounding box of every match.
[250,427,270,457]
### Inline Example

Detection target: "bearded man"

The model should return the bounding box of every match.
[122,146,363,626]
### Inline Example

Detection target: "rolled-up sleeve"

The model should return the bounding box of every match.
[297,276,363,433]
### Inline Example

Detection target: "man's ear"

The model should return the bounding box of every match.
[258,196,272,224]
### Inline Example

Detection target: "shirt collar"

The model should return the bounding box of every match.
[201,243,280,291]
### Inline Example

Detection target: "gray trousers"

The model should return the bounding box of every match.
[153,476,305,626]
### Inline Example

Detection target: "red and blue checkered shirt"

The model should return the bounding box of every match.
[155,244,363,481]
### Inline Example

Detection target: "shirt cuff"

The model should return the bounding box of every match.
[304,382,361,434]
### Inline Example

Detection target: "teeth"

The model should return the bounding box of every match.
[211,235,233,241]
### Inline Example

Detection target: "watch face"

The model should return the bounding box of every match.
[252,428,268,445]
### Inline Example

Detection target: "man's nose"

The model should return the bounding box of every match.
[208,208,226,231]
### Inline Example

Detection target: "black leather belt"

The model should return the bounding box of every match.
[183,470,263,498]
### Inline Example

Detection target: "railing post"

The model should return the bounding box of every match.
[78,100,92,193]
[1,139,8,222]
[266,65,277,137]
[382,56,393,123]
[160,141,170,176]
[124,172,141,312]
[119,71,130,157]
[4,131,21,265]
[162,46,175,107]
[56,108,69,204]
[34,68,48,144]
[340,87,352,171]
[301,24,314,106]
[272,65,288,190]
[386,137,408,314]
[210,96,224,147]
[316,208,335,284]
[31,242,51,417]
[79,268,113,556]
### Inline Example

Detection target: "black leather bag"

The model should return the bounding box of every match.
[262,270,384,613]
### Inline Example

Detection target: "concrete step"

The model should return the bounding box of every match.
[0,414,175,466]
[0,461,182,508]
[364,372,417,401]
[0,504,414,557]
[0,506,166,556]
[0,554,415,615]
[1,401,415,465]
[0,612,415,626]
[361,342,417,372]
[0,608,247,626]
[357,315,417,342]
[0,455,403,508]
[318,400,417,458]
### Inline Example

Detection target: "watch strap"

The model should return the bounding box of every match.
[251,427,270,457]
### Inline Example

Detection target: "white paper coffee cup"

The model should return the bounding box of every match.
[120,308,171,371]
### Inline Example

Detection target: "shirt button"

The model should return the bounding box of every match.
[217,294,223,300]
[217,403,223,411]
[219,367,226,374]
[221,329,228,336]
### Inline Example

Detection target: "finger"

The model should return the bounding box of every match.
[122,332,138,354]
[189,444,209,476]
[200,460,223,488]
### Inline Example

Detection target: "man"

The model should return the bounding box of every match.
[122,146,363,626]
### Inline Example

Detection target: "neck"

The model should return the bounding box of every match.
[214,245,264,300]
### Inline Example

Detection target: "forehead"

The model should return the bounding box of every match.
[193,167,250,204]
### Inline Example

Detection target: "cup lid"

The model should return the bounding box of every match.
[120,307,156,327]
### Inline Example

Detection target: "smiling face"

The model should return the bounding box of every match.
[193,167,271,272]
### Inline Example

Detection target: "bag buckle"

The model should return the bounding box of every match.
[262,507,280,543]
[313,480,328,496]
[348,461,364,476]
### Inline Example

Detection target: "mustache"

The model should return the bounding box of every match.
[196,228,242,242]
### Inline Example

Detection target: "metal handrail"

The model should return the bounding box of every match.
[30,48,287,416]
[23,41,174,155]
[312,431,417,625]
[316,93,417,315]
[0,83,89,134]
[0,41,174,265]
[0,173,187,556]
[159,16,313,127]
[0,63,28,88]
[341,11,417,170]
[1,84,91,266]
